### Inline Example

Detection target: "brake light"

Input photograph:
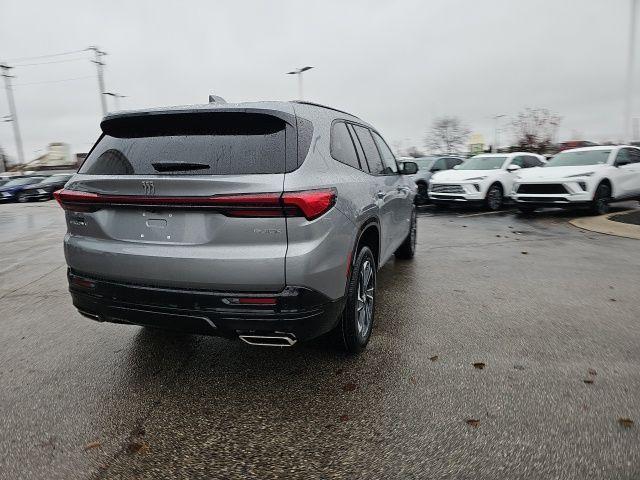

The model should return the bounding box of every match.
[54,188,336,220]
[282,189,336,220]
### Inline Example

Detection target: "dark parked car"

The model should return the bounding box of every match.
[400,156,465,204]
[0,177,45,203]
[20,174,73,202]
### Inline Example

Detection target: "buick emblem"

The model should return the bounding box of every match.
[141,181,155,195]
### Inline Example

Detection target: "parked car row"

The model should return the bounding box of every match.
[0,174,73,203]
[400,146,640,215]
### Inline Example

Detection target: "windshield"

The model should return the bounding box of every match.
[413,157,436,171]
[545,149,611,167]
[457,156,507,170]
[39,175,71,185]
[3,177,43,187]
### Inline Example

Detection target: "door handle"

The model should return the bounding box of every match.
[376,191,385,199]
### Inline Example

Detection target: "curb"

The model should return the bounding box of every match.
[569,209,640,240]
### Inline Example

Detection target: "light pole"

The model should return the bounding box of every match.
[0,64,24,164]
[88,46,108,117]
[492,114,506,153]
[625,0,638,143]
[103,92,127,111]
[286,66,313,100]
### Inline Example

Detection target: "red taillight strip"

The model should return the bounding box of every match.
[54,188,336,220]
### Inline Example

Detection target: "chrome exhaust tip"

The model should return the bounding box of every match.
[77,309,102,322]
[238,333,297,347]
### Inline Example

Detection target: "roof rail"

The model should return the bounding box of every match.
[292,100,359,119]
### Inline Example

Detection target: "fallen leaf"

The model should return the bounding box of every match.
[521,251,528,255]
[588,368,597,376]
[495,234,501,237]
[513,365,525,371]
[473,362,486,370]
[583,379,594,384]
[339,414,349,422]
[609,298,617,302]
[410,376,417,385]
[84,441,101,451]
[465,419,480,428]
[342,382,357,392]
[127,440,150,455]
[429,355,439,362]
[618,418,634,428]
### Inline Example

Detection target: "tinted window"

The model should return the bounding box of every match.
[80,113,287,175]
[510,156,526,167]
[445,157,463,169]
[628,148,640,163]
[616,148,637,165]
[347,124,369,172]
[431,158,447,171]
[3,177,44,187]
[372,131,398,173]
[457,156,507,170]
[330,122,360,170]
[353,125,385,175]
[524,156,543,168]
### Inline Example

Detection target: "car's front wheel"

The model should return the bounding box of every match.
[590,182,611,215]
[485,183,503,211]
[338,246,376,354]
[415,182,429,205]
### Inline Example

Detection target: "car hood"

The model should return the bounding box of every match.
[431,169,500,182]
[516,165,605,181]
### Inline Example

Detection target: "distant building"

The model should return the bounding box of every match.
[23,143,79,173]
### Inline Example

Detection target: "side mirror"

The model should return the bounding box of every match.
[507,164,522,172]
[452,165,460,170]
[616,159,631,167]
[400,161,418,175]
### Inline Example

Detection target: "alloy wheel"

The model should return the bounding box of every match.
[355,259,375,340]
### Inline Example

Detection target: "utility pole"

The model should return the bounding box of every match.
[0,64,25,164]
[286,66,313,100]
[492,114,505,153]
[625,0,638,143]
[88,46,107,116]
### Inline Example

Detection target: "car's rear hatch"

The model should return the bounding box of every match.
[59,109,297,292]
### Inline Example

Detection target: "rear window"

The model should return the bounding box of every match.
[80,112,287,175]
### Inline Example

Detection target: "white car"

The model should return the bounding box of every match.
[428,152,546,210]
[511,145,640,214]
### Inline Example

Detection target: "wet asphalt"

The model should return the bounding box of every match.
[0,200,639,480]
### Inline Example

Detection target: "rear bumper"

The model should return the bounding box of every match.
[67,269,344,342]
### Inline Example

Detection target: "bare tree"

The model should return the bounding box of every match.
[511,108,561,154]
[425,117,471,154]
[405,146,425,158]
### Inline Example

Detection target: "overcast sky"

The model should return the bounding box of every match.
[0,0,637,160]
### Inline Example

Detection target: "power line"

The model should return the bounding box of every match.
[12,57,88,67]
[3,48,88,63]
[13,75,95,87]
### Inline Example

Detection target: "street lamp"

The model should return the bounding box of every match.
[492,114,506,153]
[624,0,638,143]
[286,66,313,100]
[103,92,127,111]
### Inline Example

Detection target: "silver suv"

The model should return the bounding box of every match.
[55,101,418,353]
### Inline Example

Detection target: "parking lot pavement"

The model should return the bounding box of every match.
[1,200,639,480]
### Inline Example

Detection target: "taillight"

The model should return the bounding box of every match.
[282,189,336,220]
[54,188,336,220]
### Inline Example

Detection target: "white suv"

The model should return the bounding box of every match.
[511,146,640,214]
[428,152,546,210]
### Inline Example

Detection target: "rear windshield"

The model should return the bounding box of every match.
[79,112,287,175]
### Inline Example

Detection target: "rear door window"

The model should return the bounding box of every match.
[445,158,463,169]
[524,156,543,168]
[371,131,398,174]
[80,112,287,175]
[330,122,360,170]
[353,125,385,175]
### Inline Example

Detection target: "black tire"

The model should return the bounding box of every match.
[415,182,429,205]
[590,182,611,215]
[485,183,503,211]
[517,206,536,214]
[395,207,416,259]
[337,246,376,354]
